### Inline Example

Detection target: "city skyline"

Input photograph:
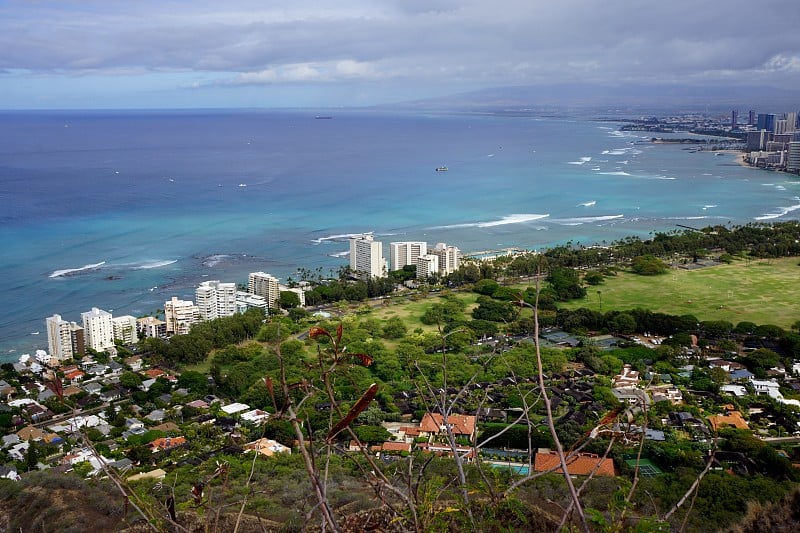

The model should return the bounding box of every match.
[1,1,799,109]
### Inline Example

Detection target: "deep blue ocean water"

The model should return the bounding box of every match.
[1,109,798,360]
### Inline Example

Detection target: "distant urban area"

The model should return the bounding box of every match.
[620,107,800,173]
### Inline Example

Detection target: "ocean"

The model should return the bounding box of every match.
[1,108,798,360]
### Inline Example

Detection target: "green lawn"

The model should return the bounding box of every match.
[559,257,800,328]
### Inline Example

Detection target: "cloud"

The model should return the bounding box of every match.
[1,0,798,106]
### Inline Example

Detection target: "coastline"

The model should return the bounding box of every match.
[2,110,798,360]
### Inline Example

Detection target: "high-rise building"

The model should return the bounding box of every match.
[112,315,138,345]
[136,317,166,339]
[731,110,738,128]
[164,297,199,335]
[757,113,776,133]
[81,307,115,352]
[746,130,767,151]
[390,241,428,271]
[785,112,797,133]
[349,234,386,279]
[748,110,756,126]
[235,291,267,314]
[248,271,280,309]
[415,254,440,280]
[429,242,460,275]
[787,141,800,173]
[196,280,237,321]
[69,322,85,357]
[46,314,73,361]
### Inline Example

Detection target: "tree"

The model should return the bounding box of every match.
[547,267,587,300]
[381,317,408,339]
[353,424,391,445]
[119,371,143,390]
[288,307,310,322]
[177,370,208,394]
[630,254,668,275]
[25,441,38,471]
[279,290,301,309]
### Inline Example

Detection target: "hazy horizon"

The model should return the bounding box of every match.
[1,1,798,110]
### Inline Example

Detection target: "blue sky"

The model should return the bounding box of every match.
[1,0,799,109]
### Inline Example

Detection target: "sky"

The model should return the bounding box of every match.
[1,0,799,109]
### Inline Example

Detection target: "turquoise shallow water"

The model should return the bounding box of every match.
[1,109,798,359]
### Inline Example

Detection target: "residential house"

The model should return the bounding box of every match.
[534,451,616,477]
[419,413,477,444]
[244,438,291,457]
[370,441,412,455]
[149,436,187,453]
[707,406,750,432]
[612,365,640,388]
[125,356,143,372]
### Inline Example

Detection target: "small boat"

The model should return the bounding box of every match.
[435,166,449,172]
[238,183,247,187]
[315,115,333,119]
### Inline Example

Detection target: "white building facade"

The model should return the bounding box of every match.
[112,315,139,345]
[349,234,387,280]
[46,314,73,361]
[81,307,115,352]
[248,272,280,309]
[415,254,440,280]
[430,243,460,275]
[164,297,199,335]
[196,280,237,321]
[390,241,427,271]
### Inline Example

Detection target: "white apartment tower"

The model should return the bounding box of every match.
[349,234,387,280]
[46,314,73,361]
[196,280,237,321]
[112,315,139,345]
[164,297,199,336]
[81,307,115,352]
[416,254,440,280]
[430,243,460,275]
[248,271,280,309]
[390,241,428,271]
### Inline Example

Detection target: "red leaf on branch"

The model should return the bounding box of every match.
[350,353,373,367]
[326,383,378,443]
[336,323,343,344]
[309,326,330,339]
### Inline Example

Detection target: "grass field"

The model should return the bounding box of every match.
[559,257,800,328]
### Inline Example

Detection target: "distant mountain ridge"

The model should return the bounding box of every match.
[385,83,799,115]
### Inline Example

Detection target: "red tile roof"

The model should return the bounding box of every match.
[419,413,476,437]
[534,452,616,477]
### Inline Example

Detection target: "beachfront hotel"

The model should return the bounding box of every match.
[350,234,387,280]
[430,243,460,275]
[248,271,280,310]
[415,254,439,280]
[45,314,73,361]
[112,315,138,345]
[196,280,237,321]
[390,241,427,271]
[81,307,115,352]
[164,297,199,336]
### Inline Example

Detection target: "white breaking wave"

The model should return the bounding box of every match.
[432,213,550,229]
[203,254,229,267]
[551,215,624,225]
[567,156,592,165]
[755,198,800,220]
[577,201,596,207]
[598,171,631,176]
[135,260,178,269]
[49,261,106,278]
[328,251,350,258]
[312,232,372,244]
